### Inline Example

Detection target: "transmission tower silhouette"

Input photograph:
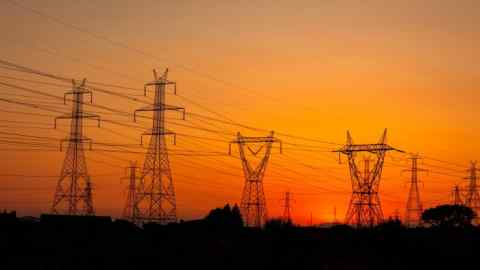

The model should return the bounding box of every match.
[464,161,480,223]
[230,131,282,227]
[452,184,464,205]
[281,191,293,223]
[51,79,100,215]
[122,161,139,223]
[404,154,426,227]
[133,69,185,225]
[334,129,403,227]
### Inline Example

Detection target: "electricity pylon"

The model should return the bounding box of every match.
[334,129,403,227]
[452,185,463,205]
[229,131,282,227]
[281,191,294,223]
[404,154,426,227]
[464,161,480,223]
[51,79,100,215]
[133,69,185,225]
[122,161,139,223]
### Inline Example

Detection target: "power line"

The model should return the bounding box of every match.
[3,0,315,108]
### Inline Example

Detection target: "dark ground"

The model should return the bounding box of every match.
[0,212,478,270]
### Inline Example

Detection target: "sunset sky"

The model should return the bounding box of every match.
[0,0,479,224]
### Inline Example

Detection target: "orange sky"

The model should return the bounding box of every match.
[0,0,479,224]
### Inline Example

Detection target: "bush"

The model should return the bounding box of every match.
[204,203,243,229]
[421,204,475,228]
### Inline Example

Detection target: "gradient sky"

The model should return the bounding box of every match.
[0,0,479,224]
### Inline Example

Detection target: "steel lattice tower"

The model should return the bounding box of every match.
[404,154,426,227]
[465,161,480,223]
[452,185,464,206]
[334,129,403,227]
[281,191,293,223]
[230,131,282,227]
[51,79,100,215]
[133,69,185,225]
[122,161,139,223]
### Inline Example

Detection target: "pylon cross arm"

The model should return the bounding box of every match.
[231,137,279,144]
[334,143,403,153]
[140,129,176,145]
[54,114,101,128]
[229,137,282,155]
[64,90,93,104]
[59,137,93,151]
[144,80,175,87]
[143,81,176,96]
[133,105,185,122]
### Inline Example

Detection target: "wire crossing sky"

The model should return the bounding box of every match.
[0,0,478,224]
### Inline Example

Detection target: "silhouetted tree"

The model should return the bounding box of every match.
[204,203,243,229]
[421,204,475,228]
[232,204,241,221]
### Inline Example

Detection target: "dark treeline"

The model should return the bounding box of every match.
[0,204,478,270]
